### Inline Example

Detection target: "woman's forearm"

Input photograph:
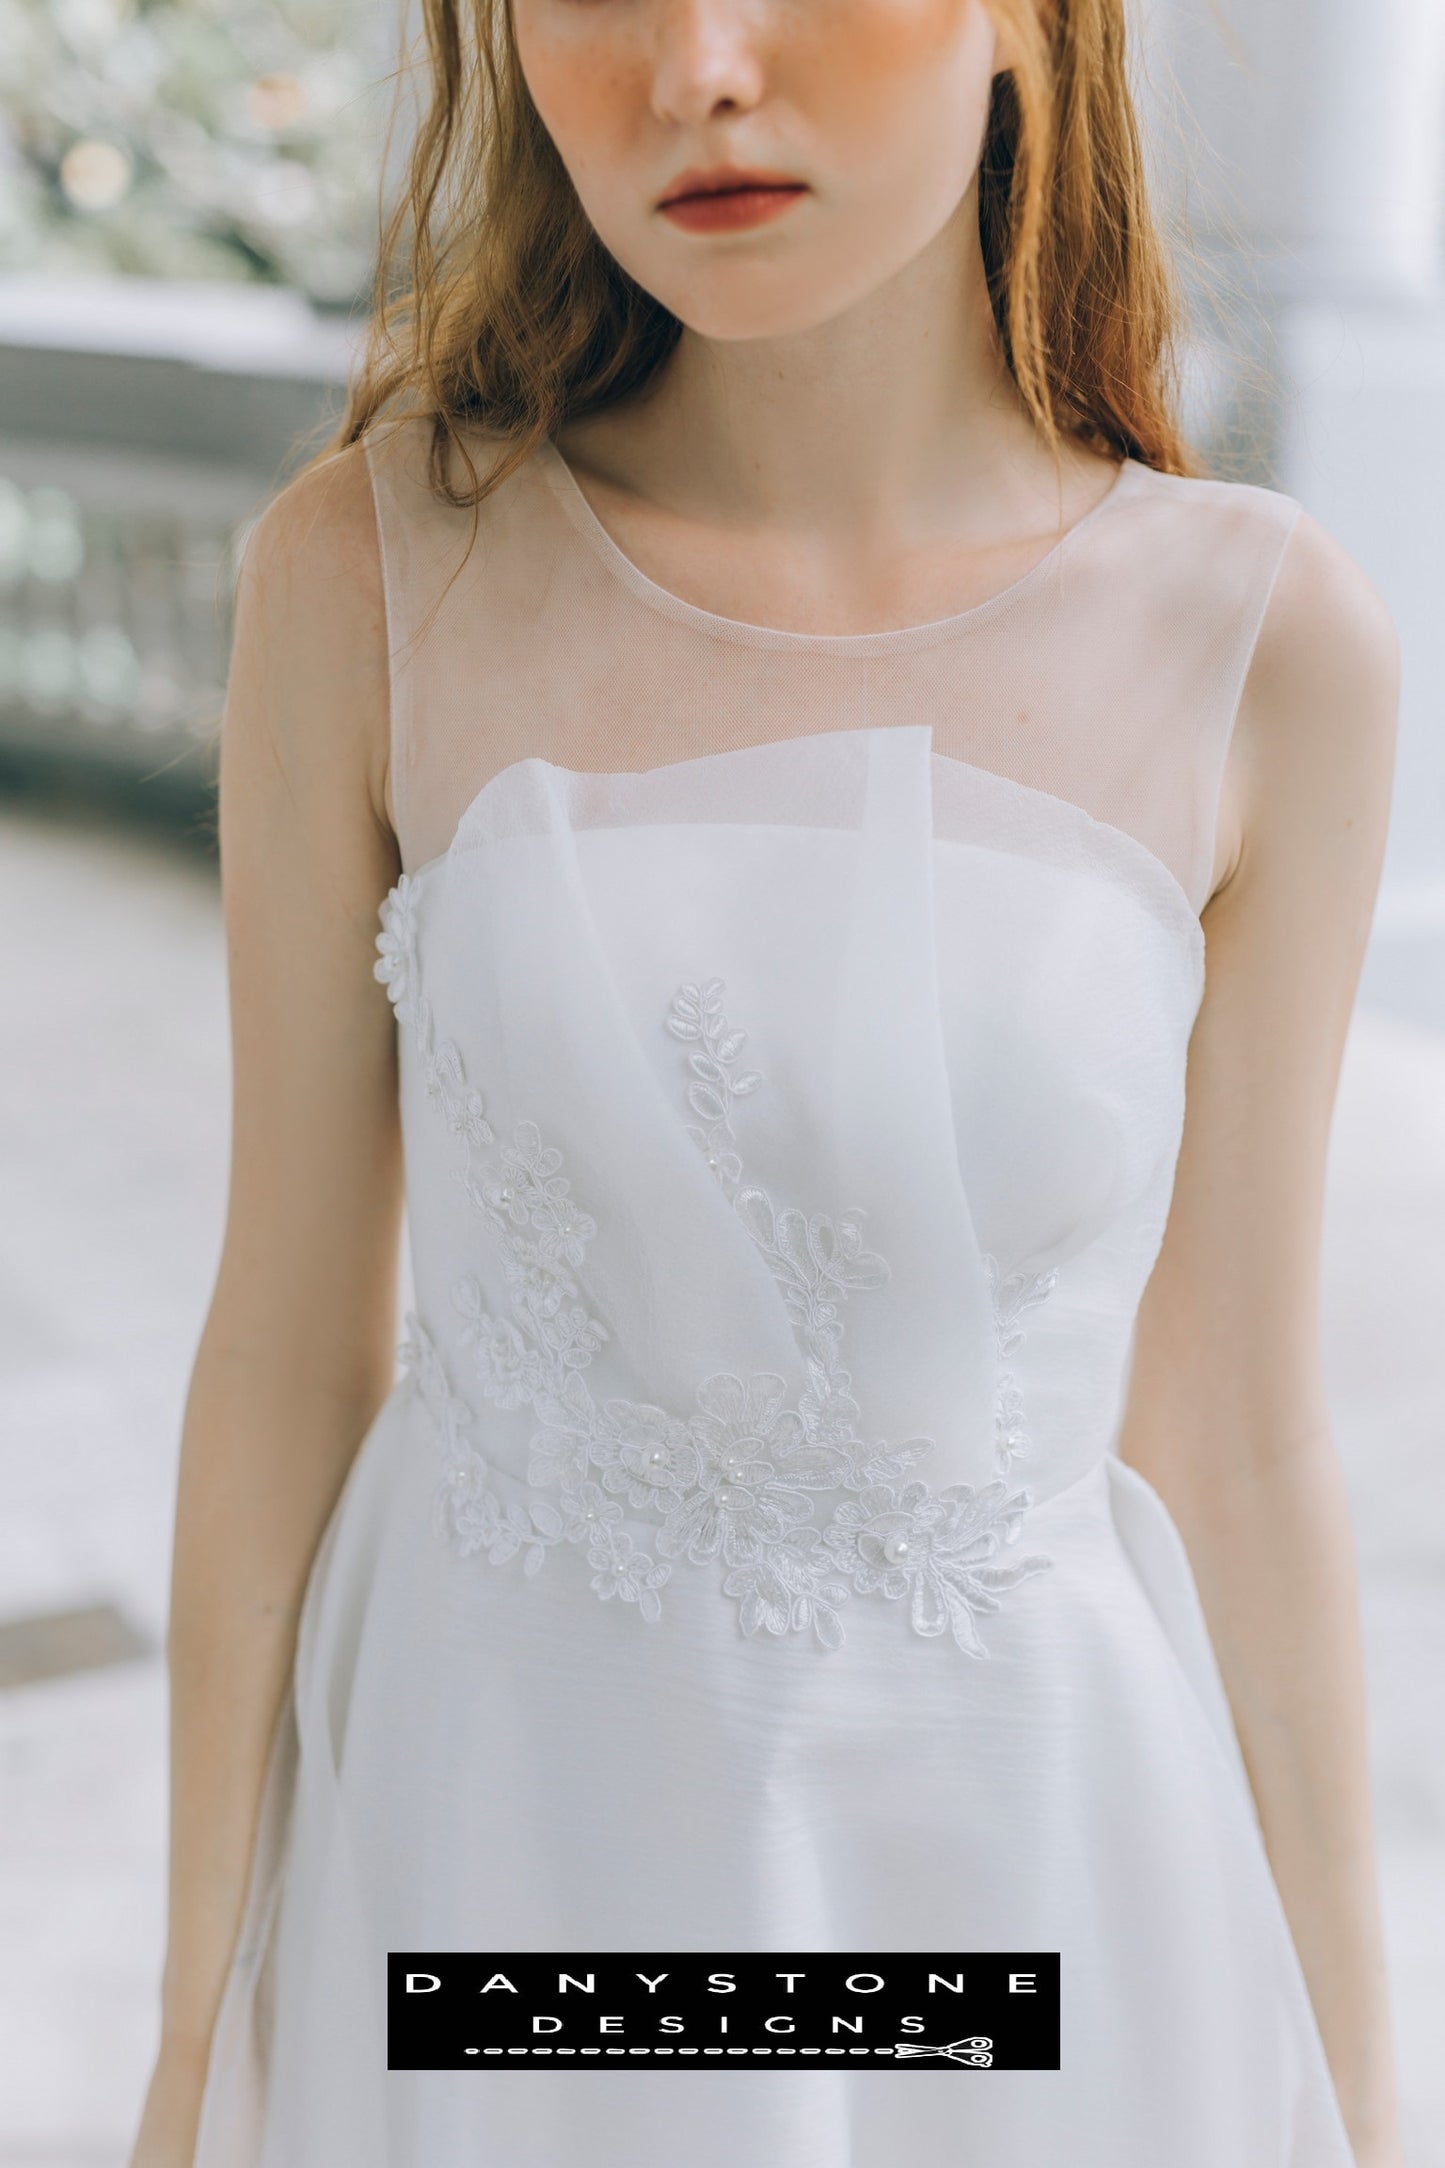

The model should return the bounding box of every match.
[1172,1432,1401,2157]
[158,1317,386,2059]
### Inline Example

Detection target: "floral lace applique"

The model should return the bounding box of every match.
[373,874,421,1022]
[377,890,1057,1655]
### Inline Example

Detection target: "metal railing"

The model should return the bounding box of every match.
[0,277,354,787]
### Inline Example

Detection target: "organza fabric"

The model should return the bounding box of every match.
[191,419,1356,2166]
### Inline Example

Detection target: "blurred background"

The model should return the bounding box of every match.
[0,1,1441,2162]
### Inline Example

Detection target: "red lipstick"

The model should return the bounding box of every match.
[656,163,809,234]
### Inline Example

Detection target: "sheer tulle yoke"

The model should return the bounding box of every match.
[191,421,1358,2168]
[371,418,1297,913]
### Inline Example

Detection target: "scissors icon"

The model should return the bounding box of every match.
[893,2036,994,2066]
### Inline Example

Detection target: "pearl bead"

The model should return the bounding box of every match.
[882,1532,911,1565]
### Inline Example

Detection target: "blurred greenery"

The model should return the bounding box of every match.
[0,0,390,307]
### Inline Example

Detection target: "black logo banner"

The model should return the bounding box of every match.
[388,1952,1060,2070]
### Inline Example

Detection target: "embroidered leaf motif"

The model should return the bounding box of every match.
[983,1254,1057,1472]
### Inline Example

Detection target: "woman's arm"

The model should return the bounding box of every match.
[129,444,401,2162]
[1117,511,1403,2164]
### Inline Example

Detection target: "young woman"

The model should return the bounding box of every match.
[130,0,1406,2162]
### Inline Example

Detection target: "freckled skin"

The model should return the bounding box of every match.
[512,0,1003,341]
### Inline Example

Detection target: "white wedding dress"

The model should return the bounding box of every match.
[192,417,1357,2165]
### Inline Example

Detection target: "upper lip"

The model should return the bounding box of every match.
[656,163,807,208]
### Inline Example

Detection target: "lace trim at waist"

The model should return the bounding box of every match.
[395,1314,1116,1659]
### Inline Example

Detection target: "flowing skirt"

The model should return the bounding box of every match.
[193,1384,1355,2168]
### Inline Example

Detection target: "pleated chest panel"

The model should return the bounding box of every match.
[363,419,1300,1656]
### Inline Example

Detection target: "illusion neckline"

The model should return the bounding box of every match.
[533,436,1145,657]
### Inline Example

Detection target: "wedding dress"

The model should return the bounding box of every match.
[191,414,1356,2165]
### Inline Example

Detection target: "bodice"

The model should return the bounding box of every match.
[373,723,1204,1657]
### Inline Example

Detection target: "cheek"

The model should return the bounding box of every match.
[801,0,998,205]
[512,19,646,198]
[802,0,994,125]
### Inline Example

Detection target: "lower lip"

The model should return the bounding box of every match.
[658,186,808,234]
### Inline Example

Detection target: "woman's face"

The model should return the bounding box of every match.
[511,0,1009,341]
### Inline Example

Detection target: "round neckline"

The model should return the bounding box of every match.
[533,433,1144,656]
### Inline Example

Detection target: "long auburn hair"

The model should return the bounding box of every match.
[330,0,1201,504]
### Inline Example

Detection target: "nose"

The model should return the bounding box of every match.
[648,0,768,126]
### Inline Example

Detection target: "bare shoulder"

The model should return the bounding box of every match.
[227,438,391,836]
[1231,508,1399,885]
[239,437,384,621]
[1240,510,1399,783]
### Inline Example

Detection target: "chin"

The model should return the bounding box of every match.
[639,264,882,346]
